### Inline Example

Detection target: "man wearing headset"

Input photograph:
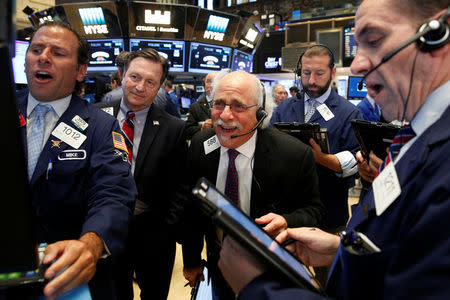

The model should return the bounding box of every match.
[182,70,324,299]
[270,45,362,235]
[218,0,450,299]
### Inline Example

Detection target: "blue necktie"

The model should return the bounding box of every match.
[225,149,240,206]
[305,98,316,122]
[28,104,52,180]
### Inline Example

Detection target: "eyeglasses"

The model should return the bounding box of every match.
[211,100,258,113]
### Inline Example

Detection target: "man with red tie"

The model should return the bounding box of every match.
[96,49,188,300]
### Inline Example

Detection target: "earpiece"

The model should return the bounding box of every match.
[295,44,335,77]
[416,6,450,52]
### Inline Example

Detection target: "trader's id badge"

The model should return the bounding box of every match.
[372,162,401,216]
[204,135,220,155]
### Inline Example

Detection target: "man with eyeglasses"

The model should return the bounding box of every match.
[182,70,324,299]
[96,49,188,300]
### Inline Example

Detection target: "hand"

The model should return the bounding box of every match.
[276,227,340,267]
[356,151,383,182]
[309,138,323,162]
[42,232,103,299]
[201,119,213,130]
[218,236,264,294]
[309,138,342,172]
[183,266,204,287]
[255,213,287,237]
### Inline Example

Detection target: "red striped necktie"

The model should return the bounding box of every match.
[122,111,135,162]
[225,149,240,206]
[377,124,416,176]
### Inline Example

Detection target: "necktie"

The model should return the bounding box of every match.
[225,149,240,206]
[28,104,52,180]
[122,111,135,162]
[377,125,416,176]
[305,98,316,122]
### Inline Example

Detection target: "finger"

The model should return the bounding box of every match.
[43,242,66,265]
[45,242,87,279]
[275,229,289,243]
[45,264,94,299]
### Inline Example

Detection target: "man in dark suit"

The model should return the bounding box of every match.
[218,1,450,299]
[96,48,188,300]
[182,70,324,299]
[15,21,136,299]
[185,71,217,140]
[270,45,362,231]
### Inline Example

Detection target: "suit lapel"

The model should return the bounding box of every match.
[308,90,338,123]
[134,105,161,179]
[199,97,211,117]
[292,93,305,122]
[30,96,89,185]
[250,130,270,215]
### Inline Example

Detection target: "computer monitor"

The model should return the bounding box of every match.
[129,38,185,72]
[347,76,367,100]
[231,49,253,73]
[86,38,124,72]
[188,42,232,74]
[343,26,358,67]
[12,40,29,85]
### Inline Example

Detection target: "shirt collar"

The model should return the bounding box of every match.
[366,95,376,108]
[27,93,72,118]
[220,130,258,159]
[304,86,331,104]
[411,80,450,137]
[206,94,213,103]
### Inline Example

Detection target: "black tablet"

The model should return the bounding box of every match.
[273,122,330,154]
[351,120,400,160]
[192,177,325,295]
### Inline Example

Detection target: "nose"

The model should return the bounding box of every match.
[219,105,234,121]
[350,52,371,76]
[308,72,318,85]
[38,48,51,64]
[135,79,146,91]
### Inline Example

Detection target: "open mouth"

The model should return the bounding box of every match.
[35,71,53,81]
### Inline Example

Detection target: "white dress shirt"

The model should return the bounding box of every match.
[216,131,257,215]
[304,87,357,177]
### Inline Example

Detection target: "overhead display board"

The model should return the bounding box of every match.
[188,42,232,74]
[87,38,124,72]
[235,21,264,54]
[190,9,240,47]
[128,2,186,40]
[64,2,122,38]
[130,38,185,72]
[28,5,68,26]
[231,49,253,73]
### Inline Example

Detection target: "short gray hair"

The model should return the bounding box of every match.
[211,70,264,107]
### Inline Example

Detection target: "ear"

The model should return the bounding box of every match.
[76,64,87,82]
[331,66,337,79]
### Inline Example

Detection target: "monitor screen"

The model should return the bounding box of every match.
[190,10,240,47]
[129,39,185,72]
[12,40,29,85]
[343,26,358,67]
[347,76,367,99]
[87,39,124,72]
[180,96,192,109]
[188,42,232,74]
[231,49,253,72]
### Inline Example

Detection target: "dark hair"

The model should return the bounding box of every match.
[393,0,449,25]
[29,21,89,66]
[165,80,173,89]
[289,86,300,93]
[115,51,130,72]
[302,45,334,70]
[110,71,121,86]
[124,49,169,85]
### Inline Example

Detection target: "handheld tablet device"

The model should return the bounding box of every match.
[273,122,330,154]
[351,120,400,160]
[192,177,325,295]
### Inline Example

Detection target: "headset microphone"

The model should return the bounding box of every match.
[230,110,268,139]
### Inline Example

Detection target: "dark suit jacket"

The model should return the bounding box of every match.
[270,90,362,228]
[240,105,450,300]
[185,95,211,140]
[356,97,380,122]
[18,89,136,299]
[95,100,188,231]
[183,128,324,270]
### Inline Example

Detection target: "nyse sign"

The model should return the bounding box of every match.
[145,10,171,25]
[84,24,108,35]
[203,30,225,41]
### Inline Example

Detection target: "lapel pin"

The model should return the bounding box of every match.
[51,140,62,148]
[153,120,160,126]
